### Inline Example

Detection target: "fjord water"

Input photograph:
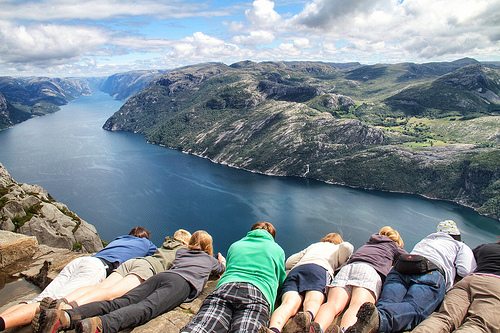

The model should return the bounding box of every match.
[1,92,499,257]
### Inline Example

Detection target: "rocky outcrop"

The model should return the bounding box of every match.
[100,70,167,101]
[0,231,216,333]
[0,163,103,253]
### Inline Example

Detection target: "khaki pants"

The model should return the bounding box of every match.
[412,274,500,333]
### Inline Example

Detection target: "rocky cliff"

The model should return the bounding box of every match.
[102,60,500,220]
[100,70,167,101]
[0,163,103,253]
[0,77,101,131]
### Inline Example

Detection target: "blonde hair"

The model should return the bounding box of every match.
[251,221,276,239]
[188,230,214,256]
[174,229,192,244]
[321,233,343,244]
[379,226,404,248]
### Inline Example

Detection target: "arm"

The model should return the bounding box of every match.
[285,248,307,270]
[337,242,354,266]
[146,240,157,256]
[455,243,477,277]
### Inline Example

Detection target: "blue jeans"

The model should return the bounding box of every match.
[376,268,446,333]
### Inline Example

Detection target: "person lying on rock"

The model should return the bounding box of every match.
[181,221,287,333]
[43,229,191,310]
[0,226,156,332]
[346,220,476,333]
[37,230,226,333]
[411,235,500,333]
[259,232,354,333]
[309,226,407,333]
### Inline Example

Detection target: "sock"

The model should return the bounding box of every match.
[306,310,314,321]
[0,316,5,331]
[270,328,280,333]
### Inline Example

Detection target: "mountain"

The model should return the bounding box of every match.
[100,69,168,101]
[0,76,100,130]
[103,59,500,219]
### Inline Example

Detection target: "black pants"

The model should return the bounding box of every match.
[67,271,191,333]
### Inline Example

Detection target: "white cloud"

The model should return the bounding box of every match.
[164,32,242,62]
[0,21,108,66]
[0,0,229,21]
[232,31,275,45]
[245,0,282,28]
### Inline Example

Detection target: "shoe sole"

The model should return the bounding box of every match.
[33,298,59,332]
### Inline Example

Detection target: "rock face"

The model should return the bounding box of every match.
[0,163,103,253]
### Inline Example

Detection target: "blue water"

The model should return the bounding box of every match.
[0,92,499,257]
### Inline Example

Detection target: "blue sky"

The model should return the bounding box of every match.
[0,0,499,77]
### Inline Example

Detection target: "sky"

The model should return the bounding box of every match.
[0,0,499,78]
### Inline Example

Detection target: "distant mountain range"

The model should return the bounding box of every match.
[2,58,500,220]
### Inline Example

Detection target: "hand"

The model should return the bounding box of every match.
[218,253,226,265]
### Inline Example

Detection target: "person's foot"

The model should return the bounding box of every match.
[309,322,323,333]
[325,323,342,333]
[33,298,73,332]
[75,317,103,333]
[257,327,273,333]
[345,302,380,333]
[36,309,70,333]
[283,311,312,333]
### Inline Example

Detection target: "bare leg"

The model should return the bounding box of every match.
[303,290,325,319]
[64,272,125,304]
[340,287,376,331]
[314,287,350,331]
[0,302,40,329]
[70,274,142,306]
[268,291,303,330]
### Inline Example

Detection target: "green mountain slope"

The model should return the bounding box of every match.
[98,59,498,220]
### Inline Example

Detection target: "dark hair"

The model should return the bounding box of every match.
[128,227,151,239]
[251,222,276,239]
[451,234,462,242]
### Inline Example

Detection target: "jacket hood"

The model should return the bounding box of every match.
[162,236,184,249]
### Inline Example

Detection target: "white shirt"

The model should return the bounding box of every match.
[411,232,476,290]
[285,241,354,277]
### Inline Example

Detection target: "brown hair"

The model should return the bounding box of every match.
[251,221,276,239]
[188,230,214,256]
[379,226,404,248]
[128,227,151,239]
[174,229,192,244]
[321,233,343,244]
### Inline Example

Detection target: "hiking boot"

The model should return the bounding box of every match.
[37,309,70,333]
[76,317,103,333]
[345,302,379,333]
[309,322,322,333]
[325,323,342,333]
[283,311,312,333]
[257,328,273,333]
[33,298,74,332]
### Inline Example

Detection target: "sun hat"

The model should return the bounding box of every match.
[437,220,461,235]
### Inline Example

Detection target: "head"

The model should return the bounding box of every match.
[437,220,462,241]
[173,229,192,245]
[251,221,276,240]
[188,230,214,256]
[321,233,343,245]
[129,227,151,239]
[379,226,404,248]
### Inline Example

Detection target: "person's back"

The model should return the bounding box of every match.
[217,227,286,307]
[181,221,286,333]
[144,229,191,273]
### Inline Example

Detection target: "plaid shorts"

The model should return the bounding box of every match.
[181,282,270,333]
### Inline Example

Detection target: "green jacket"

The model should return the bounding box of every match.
[217,229,286,311]
[143,236,186,274]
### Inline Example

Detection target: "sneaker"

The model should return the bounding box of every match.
[75,317,103,333]
[283,311,312,333]
[37,309,70,333]
[309,322,323,333]
[345,302,379,333]
[325,323,342,333]
[257,328,273,333]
